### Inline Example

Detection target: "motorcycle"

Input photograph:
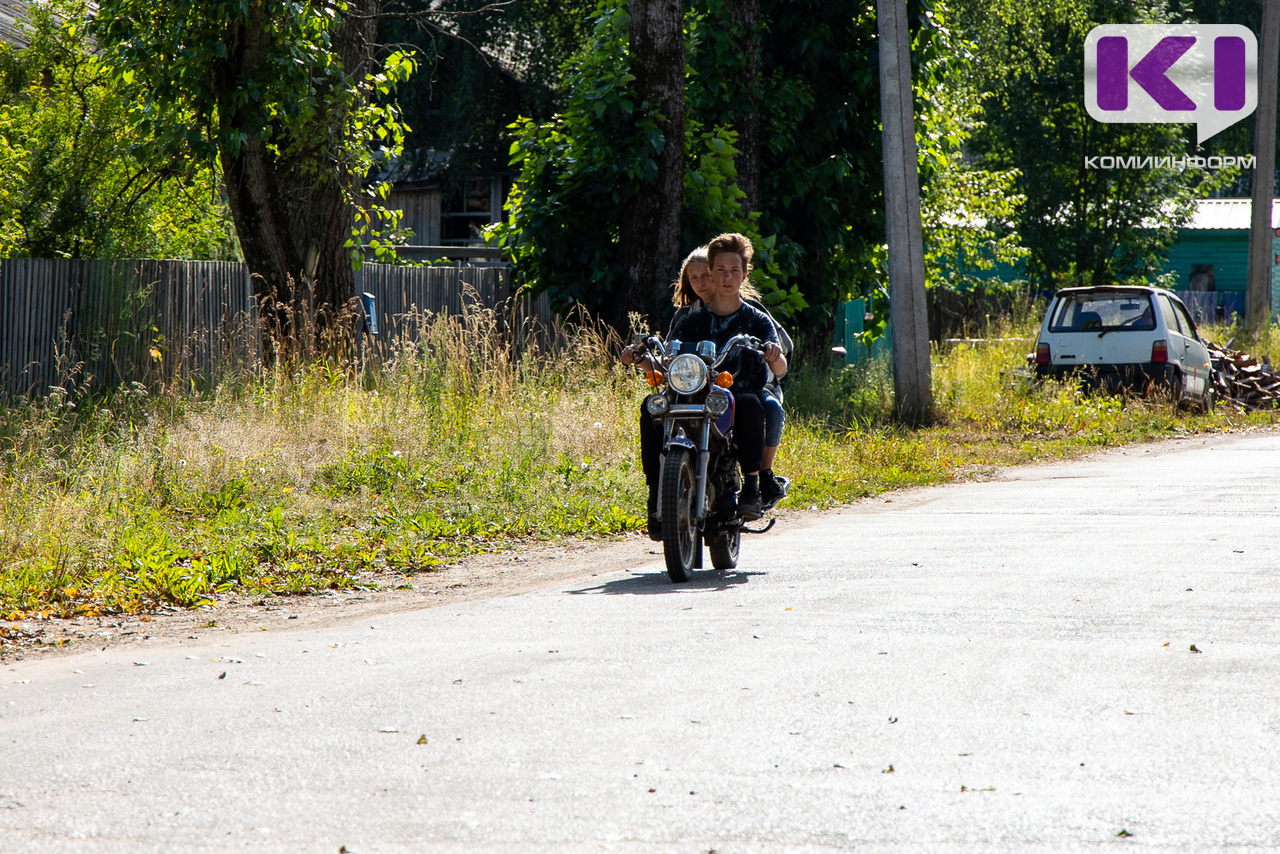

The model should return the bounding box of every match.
[635,333,786,583]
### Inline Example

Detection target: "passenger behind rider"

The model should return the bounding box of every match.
[664,245,792,505]
[635,232,786,527]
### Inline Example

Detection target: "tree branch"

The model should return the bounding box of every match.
[347,0,517,21]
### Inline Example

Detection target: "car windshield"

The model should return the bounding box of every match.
[1048,293,1156,332]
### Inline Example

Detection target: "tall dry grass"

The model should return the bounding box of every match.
[3,305,1278,620]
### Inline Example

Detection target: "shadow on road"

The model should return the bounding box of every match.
[567,569,765,595]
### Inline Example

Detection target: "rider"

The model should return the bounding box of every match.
[667,245,792,505]
[653,232,787,522]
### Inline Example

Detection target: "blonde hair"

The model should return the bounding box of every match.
[672,246,709,307]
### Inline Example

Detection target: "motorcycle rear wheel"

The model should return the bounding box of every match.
[661,447,698,582]
[708,526,740,569]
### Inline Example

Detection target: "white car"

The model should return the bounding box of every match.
[1033,285,1214,411]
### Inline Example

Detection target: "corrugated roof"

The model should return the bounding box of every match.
[0,0,30,47]
[1187,198,1280,230]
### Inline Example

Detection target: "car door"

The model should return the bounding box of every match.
[1171,298,1211,397]
[1155,295,1189,391]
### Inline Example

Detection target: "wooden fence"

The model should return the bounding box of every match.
[0,259,551,401]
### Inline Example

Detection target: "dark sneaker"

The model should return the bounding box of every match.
[760,469,786,505]
[737,486,763,521]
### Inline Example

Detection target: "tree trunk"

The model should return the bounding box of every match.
[619,0,684,330]
[213,0,377,356]
[726,0,762,214]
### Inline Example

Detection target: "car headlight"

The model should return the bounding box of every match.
[645,394,669,415]
[667,354,709,395]
[705,389,729,416]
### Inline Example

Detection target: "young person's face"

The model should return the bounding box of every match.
[686,261,714,302]
[711,252,746,298]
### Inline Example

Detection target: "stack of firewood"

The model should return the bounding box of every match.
[1206,341,1280,410]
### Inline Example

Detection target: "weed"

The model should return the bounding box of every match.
[1,310,1275,621]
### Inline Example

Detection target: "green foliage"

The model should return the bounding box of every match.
[914,4,1028,291]
[747,0,888,314]
[491,0,804,323]
[492,0,1029,329]
[92,0,415,266]
[381,0,598,181]
[0,0,237,258]
[956,0,1236,286]
[487,2,657,312]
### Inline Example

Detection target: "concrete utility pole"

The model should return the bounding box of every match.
[876,0,932,424]
[1247,0,1280,328]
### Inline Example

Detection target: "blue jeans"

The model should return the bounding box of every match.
[760,387,784,448]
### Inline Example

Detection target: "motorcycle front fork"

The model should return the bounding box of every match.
[661,419,714,522]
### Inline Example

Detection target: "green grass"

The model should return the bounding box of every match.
[2,309,1277,621]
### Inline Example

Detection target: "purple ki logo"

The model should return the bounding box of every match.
[1085,25,1258,143]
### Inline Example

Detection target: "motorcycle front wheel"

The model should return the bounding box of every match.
[661,446,698,582]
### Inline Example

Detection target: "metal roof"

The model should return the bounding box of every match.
[0,0,30,47]
[1187,198,1280,230]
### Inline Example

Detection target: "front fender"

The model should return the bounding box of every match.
[665,434,697,453]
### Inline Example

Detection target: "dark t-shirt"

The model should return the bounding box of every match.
[669,302,778,392]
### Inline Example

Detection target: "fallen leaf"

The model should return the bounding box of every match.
[218,672,227,680]
[1190,644,1202,653]
[888,716,898,723]
[133,661,149,667]
[834,763,846,769]
[1162,642,1170,647]
[417,735,427,745]
[1124,710,1135,715]
[1116,829,1133,838]
[882,764,895,774]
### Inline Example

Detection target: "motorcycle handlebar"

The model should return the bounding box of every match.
[636,334,767,370]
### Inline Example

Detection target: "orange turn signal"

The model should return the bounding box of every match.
[646,370,665,388]
[714,371,734,388]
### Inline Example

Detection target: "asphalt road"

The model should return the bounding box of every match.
[3,431,1280,853]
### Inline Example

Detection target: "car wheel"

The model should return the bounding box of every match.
[1167,369,1185,409]
[1199,379,1216,414]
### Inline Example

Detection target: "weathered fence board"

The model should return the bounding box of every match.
[0,260,551,401]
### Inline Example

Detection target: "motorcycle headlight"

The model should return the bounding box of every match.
[705,389,729,417]
[667,353,709,395]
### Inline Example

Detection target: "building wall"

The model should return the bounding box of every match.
[386,186,442,246]
[1160,230,1250,292]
